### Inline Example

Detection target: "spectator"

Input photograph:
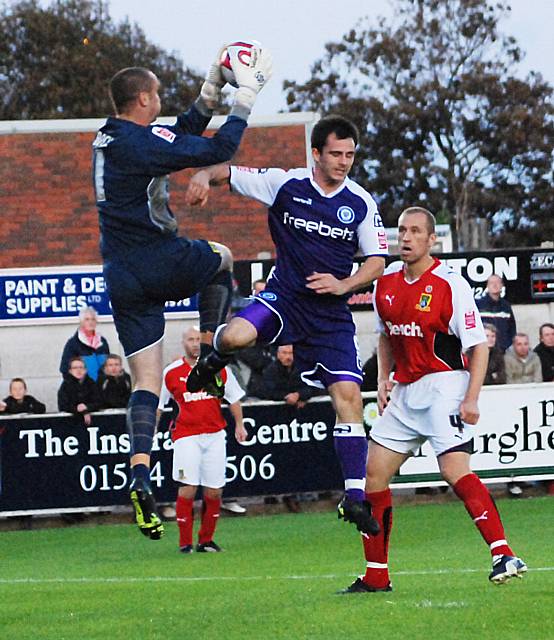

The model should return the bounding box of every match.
[257,345,318,409]
[476,274,516,352]
[237,344,275,398]
[0,378,46,414]
[97,354,132,408]
[504,333,542,384]
[230,275,250,313]
[534,322,554,382]
[252,279,267,295]
[483,324,507,385]
[361,351,378,392]
[60,306,110,381]
[58,357,103,425]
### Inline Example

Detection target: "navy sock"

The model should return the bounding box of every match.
[334,423,368,502]
[200,342,212,359]
[127,389,158,459]
[198,269,232,333]
[132,463,151,485]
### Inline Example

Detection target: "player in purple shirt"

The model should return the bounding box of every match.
[186,116,388,535]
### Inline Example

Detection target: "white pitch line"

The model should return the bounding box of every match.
[0,567,552,585]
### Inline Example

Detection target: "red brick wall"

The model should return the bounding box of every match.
[0,123,308,268]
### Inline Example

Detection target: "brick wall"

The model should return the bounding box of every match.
[0,114,313,269]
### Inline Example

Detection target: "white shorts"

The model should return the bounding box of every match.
[172,430,227,488]
[370,371,474,456]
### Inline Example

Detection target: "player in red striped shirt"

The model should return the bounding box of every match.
[159,327,246,553]
[341,207,526,593]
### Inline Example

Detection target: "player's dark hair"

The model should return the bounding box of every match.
[109,67,155,114]
[400,207,436,234]
[311,115,359,152]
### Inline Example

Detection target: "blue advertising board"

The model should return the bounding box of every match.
[0,265,198,324]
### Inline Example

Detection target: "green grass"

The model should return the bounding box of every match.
[1,497,552,640]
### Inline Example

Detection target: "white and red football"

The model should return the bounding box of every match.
[219,40,260,88]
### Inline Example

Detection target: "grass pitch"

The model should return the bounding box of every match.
[1,497,552,640]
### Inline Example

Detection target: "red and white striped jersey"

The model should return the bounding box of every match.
[159,360,244,440]
[374,258,486,383]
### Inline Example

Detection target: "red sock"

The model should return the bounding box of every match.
[362,489,393,589]
[198,496,221,544]
[453,473,514,557]
[176,496,194,548]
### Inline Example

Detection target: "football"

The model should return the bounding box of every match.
[219,40,261,88]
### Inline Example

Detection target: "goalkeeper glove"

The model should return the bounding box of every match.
[198,45,227,112]
[230,43,273,119]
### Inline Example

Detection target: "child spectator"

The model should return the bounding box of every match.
[0,378,46,414]
[58,356,103,425]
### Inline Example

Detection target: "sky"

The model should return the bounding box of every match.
[104,0,554,116]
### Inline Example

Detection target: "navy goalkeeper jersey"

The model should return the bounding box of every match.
[92,105,246,258]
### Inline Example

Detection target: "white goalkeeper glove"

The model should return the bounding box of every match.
[198,45,227,113]
[230,43,273,119]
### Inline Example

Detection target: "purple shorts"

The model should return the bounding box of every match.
[236,288,363,389]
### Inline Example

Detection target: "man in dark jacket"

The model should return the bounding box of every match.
[58,357,103,425]
[97,354,132,408]
[534,323,554,382]
[257,345,317,408]
[60,306,110,381]
[476,274,516,353]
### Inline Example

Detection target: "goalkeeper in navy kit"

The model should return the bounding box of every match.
[92,44,272,540]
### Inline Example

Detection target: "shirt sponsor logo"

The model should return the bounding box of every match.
[182,390,212,402]
[465,311,477,329]
[385,320,423,337]
[152,126,176,143]
[337,206,355,224]
[283,211,355,241]
[415,293,432,312]
[293,196,312,205]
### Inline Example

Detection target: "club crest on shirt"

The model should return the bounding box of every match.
[259,291,277,301]
[415,293,432,312]
[337,206,355,224]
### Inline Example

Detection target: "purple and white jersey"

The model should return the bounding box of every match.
[230,167,388,300]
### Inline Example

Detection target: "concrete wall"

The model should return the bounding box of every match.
[1,302,552,412]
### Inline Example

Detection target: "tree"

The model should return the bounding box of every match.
[0,0,203,119]
[284,0,554,248]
